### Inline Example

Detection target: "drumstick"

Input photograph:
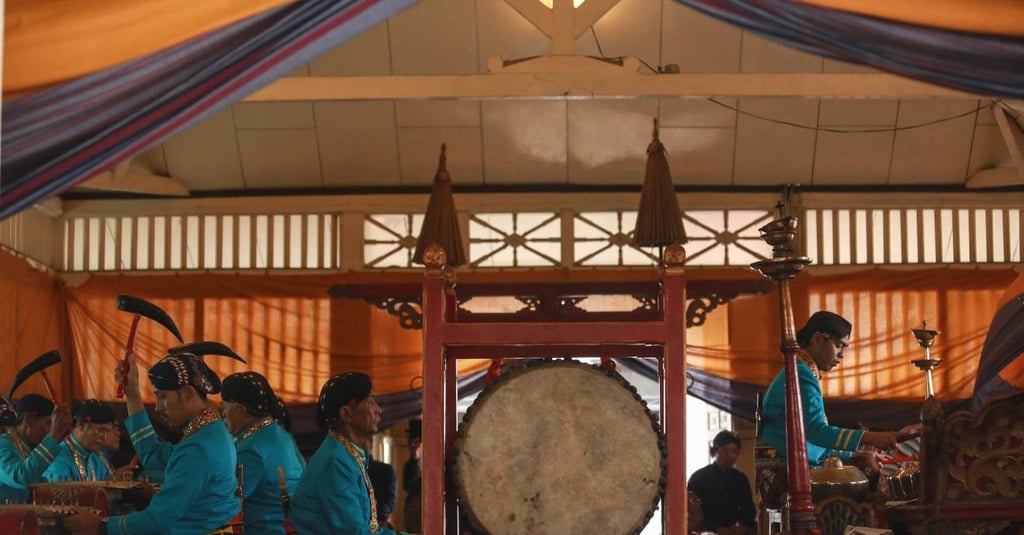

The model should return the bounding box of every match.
[278,465,291,515]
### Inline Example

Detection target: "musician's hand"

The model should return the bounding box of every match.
[113,462,138,481]
[119,352,146,416]
[861,431,900,450]
[48,404,72,441]
[896,423,922,443]
[125,352,142,395]
[62,511,103,533]
[139,479,159,500]
[852,449,886,473]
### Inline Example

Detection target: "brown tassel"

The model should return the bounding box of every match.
[633,118,686,247]
[413,144,467,266]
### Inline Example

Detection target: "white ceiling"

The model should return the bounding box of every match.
[98,0,1017,198]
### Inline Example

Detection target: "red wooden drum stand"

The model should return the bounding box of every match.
[419,243,690,535]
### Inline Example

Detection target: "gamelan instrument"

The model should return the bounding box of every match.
[0,504,98,535]
[454,360,665,535]
[30,481,156,517]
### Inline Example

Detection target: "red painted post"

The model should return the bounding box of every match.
[662,244,687,535]
[778,278,818,534]
[422,246,448,535]
[750,209,819,535]
[443,268,459,533]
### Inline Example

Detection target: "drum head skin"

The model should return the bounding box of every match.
[455,360,665,535]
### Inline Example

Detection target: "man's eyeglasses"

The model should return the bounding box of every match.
[821,333,850,351]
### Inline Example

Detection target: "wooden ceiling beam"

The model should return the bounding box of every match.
[993,106,1024,178]
[245,73,977,102]
[79,161,191,197]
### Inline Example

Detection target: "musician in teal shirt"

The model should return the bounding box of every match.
[222,371,305,534]
[64,350,240,535]
[762,311,902,466]
[0,394,69,502]
[289,373,396,535]
[88,420,135,482]
[44,399,115,482]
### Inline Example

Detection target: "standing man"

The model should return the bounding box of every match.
[402,419,422,533]
[63,351,239,534]
[45,399,115,482]
[221,371,305,535]
[0,394,70,502]
[762,311,903,467]
[687,431,757,535]
[289,373,396,535]
[367,449,398,529]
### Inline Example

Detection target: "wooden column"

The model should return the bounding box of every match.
[421,248,448,535]
[662,244,687,534]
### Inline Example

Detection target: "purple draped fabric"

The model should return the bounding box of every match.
[972,294,1024,408]
[0,0,419,220]
[673,0,1024,99]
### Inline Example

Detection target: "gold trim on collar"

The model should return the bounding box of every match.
[182,407,222,441]
[796,349,822,380]
[234,416,273,446]
[330,430,380,534]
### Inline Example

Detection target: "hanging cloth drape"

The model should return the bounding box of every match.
[972,272,1024,408]
[673,0,1024,98]
[0,0,420,220]
[3,0,295,95]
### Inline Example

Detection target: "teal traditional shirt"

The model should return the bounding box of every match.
[233,418,305,535]
[108,409,239,535]
[44,434,106,482]
[88,450,116,482]
[289,433,395,535]
[0,429,59,502]
[763,355,865,466]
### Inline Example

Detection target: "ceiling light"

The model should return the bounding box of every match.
[538,0,587,8]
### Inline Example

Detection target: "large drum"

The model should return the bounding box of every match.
[455,360,665,535]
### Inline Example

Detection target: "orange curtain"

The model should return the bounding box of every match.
[0,249,71,400]
[63,272,489,402]
[3,0,295,95]
[0,248,1016,407]
[716,267,1018,401]
[794,0,1024,37]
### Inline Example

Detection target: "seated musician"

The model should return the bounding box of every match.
[44,399,115,482]
[687,431,756,535]
[88,418,138,481]
[64,351,239,534]
[289,372,396,535]
[221,371,305,535]
[762,311,903,468]
[0,394,70,502]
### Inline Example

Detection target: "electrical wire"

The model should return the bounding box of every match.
[586,26,1001,134]
[707,97,999,134]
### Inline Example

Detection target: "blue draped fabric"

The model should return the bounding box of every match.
[972,294,1024,408]
[673,0,1024,99]
[0,0,420,220]
[5,0,1024,219]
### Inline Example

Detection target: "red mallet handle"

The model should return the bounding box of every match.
[118,315,142,398]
